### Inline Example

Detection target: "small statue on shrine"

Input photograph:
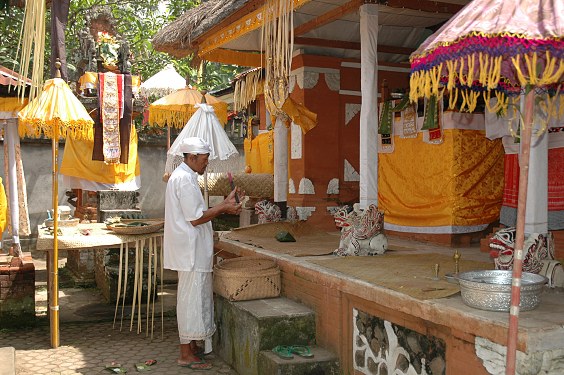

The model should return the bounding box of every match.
[333,204,388,256]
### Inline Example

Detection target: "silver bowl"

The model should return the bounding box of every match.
[456,270,548,312]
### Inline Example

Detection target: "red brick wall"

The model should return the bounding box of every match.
[0,253,35,327]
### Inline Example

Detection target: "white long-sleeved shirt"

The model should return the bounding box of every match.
[163,163,213,272]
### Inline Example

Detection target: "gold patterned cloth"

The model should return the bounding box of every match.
[378,129,504,229]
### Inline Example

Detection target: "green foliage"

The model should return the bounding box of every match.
[1,0,246,92]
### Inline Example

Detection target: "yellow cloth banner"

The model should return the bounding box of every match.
[378,129,504,228]
[60,125,140,184]
[281,97,317,134]
[0,177,7,233]
[244,131,274,174]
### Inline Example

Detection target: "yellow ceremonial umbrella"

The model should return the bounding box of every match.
[18,61,94,348]
[149,87,228,149]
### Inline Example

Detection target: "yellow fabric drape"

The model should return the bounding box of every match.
[60,125,140,184]
[78,72,140,91]
[378,129,504,228]
[281,97,317,134]
[244,130,274,174]
[0,177,7,233]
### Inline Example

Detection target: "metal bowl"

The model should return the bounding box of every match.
[456,270,548,312]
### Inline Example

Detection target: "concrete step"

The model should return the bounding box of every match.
[0,347,15,375]
[258,346,340,375]
[214,296,316,375]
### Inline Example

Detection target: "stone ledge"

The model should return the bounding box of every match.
[258,346,340,375]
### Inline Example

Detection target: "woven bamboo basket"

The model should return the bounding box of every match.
[213,256,281,301]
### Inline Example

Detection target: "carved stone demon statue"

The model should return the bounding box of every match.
[489,227,554,273]
[333,204,388,256]
[254,200,282,224]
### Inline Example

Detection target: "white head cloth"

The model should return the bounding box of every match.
[179,137,212,155]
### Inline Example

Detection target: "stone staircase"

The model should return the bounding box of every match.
[214,296,340,375]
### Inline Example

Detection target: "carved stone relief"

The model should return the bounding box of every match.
[296,206,316,221]
[297,71,319,90]
[288,178,296,194]
[324,73,340,92]
[344,159,360,182]
[353,308,446,375]
[327,178,339,194]
[345,103,362,126]
[298,178,315,194]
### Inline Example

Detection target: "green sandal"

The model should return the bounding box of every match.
[290,345,314,358]
[272,345,294,359]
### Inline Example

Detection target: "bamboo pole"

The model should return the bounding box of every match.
[505,89,534,375]
[50,124,60,348]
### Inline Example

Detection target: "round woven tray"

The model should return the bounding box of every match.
[106,219,165,235]
[215,256,277,272]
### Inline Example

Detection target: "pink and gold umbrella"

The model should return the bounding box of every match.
[18,62,94,348]
[409,1,564,373]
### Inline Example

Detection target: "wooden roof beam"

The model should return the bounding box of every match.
[294,37,415,55]
[294,0,465,37]
[294,0,364,36]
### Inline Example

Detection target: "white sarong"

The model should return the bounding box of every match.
[177,270,216,345]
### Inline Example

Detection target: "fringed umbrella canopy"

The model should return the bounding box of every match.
[139,64,187,99]
[149,88,228,127]
[408,1,564,373]
[18,77,94,140]
[409,0,564,113]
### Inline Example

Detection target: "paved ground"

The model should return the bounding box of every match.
[1,319,236,375]
[0,249,238,375]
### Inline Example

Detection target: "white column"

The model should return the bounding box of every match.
[4,119,21,252]
[359,4,379,209]
[274,117,288,203]
[523,105,548,235]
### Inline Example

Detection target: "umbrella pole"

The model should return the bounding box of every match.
[505,89,534,375]
[166,124,171,150]
[50,127,60,348]
[204,170,209,207]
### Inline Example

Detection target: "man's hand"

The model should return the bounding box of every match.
[223,187,244,215]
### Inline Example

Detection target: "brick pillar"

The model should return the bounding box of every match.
[0,253,35,328]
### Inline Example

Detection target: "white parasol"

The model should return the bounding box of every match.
[139,64,187,99]
[165,102,238,204]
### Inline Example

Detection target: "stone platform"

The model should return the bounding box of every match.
[215,234,564,375]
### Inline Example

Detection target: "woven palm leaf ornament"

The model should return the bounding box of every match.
[261,0,294,118]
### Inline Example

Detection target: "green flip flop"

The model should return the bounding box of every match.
[272,345,294,359]
[290,345,314,358]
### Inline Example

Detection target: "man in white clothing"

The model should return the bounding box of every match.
[164,137,242,370]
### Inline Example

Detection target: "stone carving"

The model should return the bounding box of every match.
[298,178,315,194]
[344,159,360,181]
[288,75,296,93]
[286,206,298,223]
[297,71,319,90]
[324,73,340,92]
[327,178,339,195]
[345,103,362,125]
[75,5,132,81]
[354,308,446,375]
[333,204,388,256]
[489,227,554,274]
[475,336,564,375]
[296,206,315,221]
[254,200,281,224]
[288,178,296,194]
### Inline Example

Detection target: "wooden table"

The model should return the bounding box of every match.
[37,222,165,338]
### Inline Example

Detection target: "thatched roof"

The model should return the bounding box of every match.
[152,0,252,59]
